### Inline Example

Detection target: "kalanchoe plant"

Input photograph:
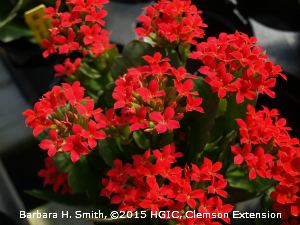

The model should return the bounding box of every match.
[23,0,300,225]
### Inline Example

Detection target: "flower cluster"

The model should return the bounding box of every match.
[135,0,206,46]
[23,82,107,162]
[232,105,300,224]
[272,141,300,223]
[111,52,203,134]
[190,32,286,104]
[54,57,81,77]
[231,105,285,180]
[42,0,111,58]
[101,144,233,225]
[38,157,71,193]
[21,0,300,224]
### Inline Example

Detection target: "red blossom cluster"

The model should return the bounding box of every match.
[272,142,300,224]
[231,105,300,224]
[54,57,81,77]
[111,52,203,134]
[23,82,108,162]
[135,0,206,45]
[42,0,111,58]
[101,144,233,225]
[231,105,285,180]
[190,32,286,104]
[22,0,300,223]
[38,157,71,193]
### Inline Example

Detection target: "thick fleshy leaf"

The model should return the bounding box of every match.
[211,94,257,140]
[133,131,150,150]
[68,157,103,204]
[183,77,219,162]
[226,164,277,200]
[78,62,101,79]
[111,40,157,79]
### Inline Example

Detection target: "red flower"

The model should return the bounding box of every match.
[43,0,111,57]
[232,104,300,223]
[176,181,204,209]
[186,95,204,113]
[41,38,57,58]
[153,144,183,167]
[137,79,165,102]
[58,29,79,54]
[149,107,180,134]
[62,134,89,162]
[23,102,52,137]
[76,98,96,118]
[38,157,71,193]
[143,52,169,65]
[190,32,285,104]
[231,144,253,165]
[291,200,300,217]
[200,157,223,180]
[102,146,232,224]
[199,63,235,99]
[110,52,204,135]
[39,130,63,157]
[129,107,149,132]
[271,185,299,204]
[62,81,84,106]
[82,121,107,148]
[23,81,108,163]
[80,24,102,45]
[259,78,276,98]
[207,179,228,198]
[172,67,197,81]
[85,10,107,25]
[174,79,198,97]
[135,0,206,45]
[54,58,81,77]
[232,79,257,104]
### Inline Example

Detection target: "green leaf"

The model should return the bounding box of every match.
[184,77,219,162]
[25,189,89,205]
[94,47,119,71]
[152,132,174,149]
[97,138,122,167]
[110,56,129,79]
[79,62,101,79]
[226,164,255,191]
[53,152,73,173]
[103,82,115,108]
[165,49,181,68]
[119,125,131,142]
[211,94,257,139]
[122,40,157,66]
[0,21,32,42]
[111,40,157,79]
[216,98,227,117]
[226,164,276,203]
[68,157,102,204]
[133,131,150,150]
[226,164,277,193]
